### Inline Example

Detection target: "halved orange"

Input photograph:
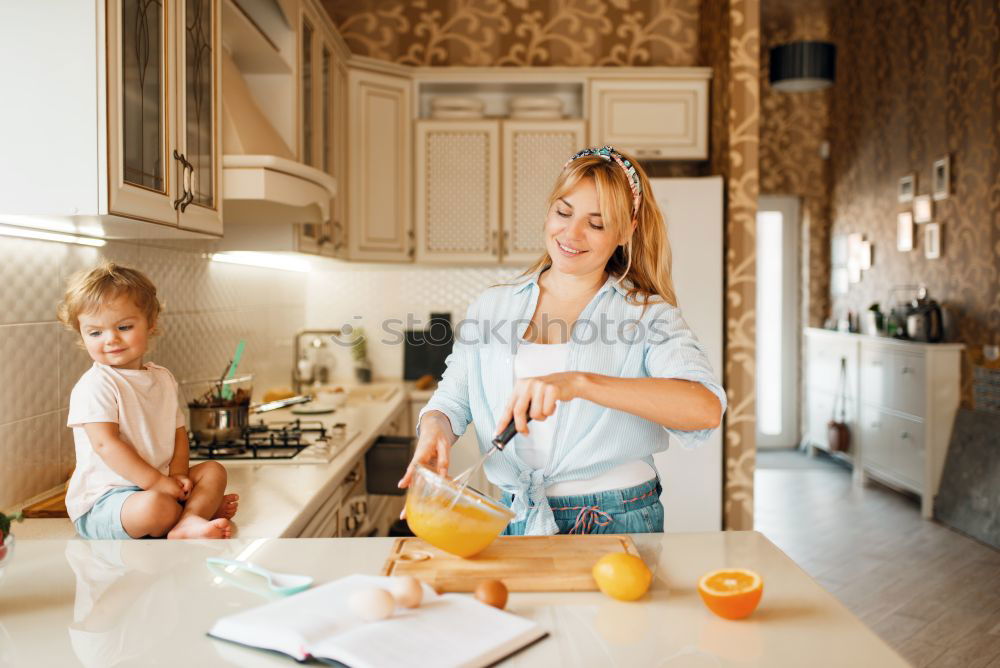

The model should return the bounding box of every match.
[697,568,763,619]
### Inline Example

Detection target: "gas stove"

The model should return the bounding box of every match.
[189,419,359,465]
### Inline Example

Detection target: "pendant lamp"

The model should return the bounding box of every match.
[769,41,836,92]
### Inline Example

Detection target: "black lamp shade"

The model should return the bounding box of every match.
[769,41,836,92]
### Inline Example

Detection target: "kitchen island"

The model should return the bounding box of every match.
[0,531,907,667]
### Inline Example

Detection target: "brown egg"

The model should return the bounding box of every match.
[389,575,424,609]
[474,579,508,610]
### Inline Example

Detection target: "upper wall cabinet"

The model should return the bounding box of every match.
[588,77,708,160]
[0,0,222,238]
[414,119,584,265]
[347,67,412,261]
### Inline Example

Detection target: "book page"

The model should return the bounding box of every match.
[208,575,440,659]
[310,594,546,668]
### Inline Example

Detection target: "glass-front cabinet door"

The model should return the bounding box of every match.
[176,0,222,234]
[107,0,180,225]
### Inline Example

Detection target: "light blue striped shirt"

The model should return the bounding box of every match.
[418,269,726,535]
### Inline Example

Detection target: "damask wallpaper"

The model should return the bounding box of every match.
[828,0,1000,403]
[324,0,760,530]
[759,6,831,331]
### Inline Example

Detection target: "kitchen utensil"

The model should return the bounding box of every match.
[404,464,515,558]
[446,416,531,509]
[383,535,641,592]
[220,340,247,400]
[185,374,254,441]
[206,557,313,596]
[905,287,944,342]
[251,394,312,413]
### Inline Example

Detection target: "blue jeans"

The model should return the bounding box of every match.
[501,478,664,535]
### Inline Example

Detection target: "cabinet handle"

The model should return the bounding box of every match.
[502,229,509,256]
[871,422,881,428]
[870,360,882,367]
[901,366,914,374]
[345,515,358,532]
[490,230,499,256]
[633,148,663,158]
[172,150,189,210]
[345,468,360,485]
[900,431,910,440]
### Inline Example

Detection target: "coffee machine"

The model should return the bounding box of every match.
[906,287,945,343]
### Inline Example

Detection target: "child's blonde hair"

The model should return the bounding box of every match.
[57,262,162,333]
[518,148,678,307]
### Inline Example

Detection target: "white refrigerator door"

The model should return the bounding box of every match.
[648,177,725,532]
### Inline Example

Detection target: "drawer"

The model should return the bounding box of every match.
[891,353,925,417]
[859,405,892,471]
[806,338,858,395]
[890,414,924,490]
[859,348,891,408]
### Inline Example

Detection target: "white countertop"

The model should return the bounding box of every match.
[15,382,411,540]
[0,532,907,667]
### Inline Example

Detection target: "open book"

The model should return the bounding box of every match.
[208,574,548,667]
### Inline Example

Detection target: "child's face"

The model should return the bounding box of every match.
[77,295,152,370]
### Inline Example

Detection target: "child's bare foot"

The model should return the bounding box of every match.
[212,493,239,520]
[167,516,233,539]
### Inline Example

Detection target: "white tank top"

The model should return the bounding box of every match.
[513,340,657,497]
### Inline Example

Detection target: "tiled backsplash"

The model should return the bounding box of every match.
[305,262,525,382]
[0,237,305,510]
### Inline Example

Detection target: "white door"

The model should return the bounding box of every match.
[756,195,800,448]
[648,177,724,532]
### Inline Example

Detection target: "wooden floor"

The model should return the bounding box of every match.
[755,448,1000,668]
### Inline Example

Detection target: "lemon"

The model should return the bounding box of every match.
[592,553,653,601]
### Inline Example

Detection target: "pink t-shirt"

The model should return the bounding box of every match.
[65,362,185,521]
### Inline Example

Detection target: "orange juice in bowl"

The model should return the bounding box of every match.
[405,464,514,558]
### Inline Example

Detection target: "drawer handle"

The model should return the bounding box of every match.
[900,431,910,439]
[901,366,914,374]
[870,422,881,429]
[345,469,361,484]
[870,360,882,367]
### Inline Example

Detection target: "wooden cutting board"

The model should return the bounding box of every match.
[22,488,69,518]
[381,535,640,592]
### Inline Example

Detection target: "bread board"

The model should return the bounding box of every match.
[382,534,640,592]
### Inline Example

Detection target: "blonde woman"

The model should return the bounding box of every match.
[399,147,726,535]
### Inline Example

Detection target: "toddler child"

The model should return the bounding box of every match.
[59,262,238,539]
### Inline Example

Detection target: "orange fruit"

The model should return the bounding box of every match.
[592,553,653,601]
[697,568,763,619]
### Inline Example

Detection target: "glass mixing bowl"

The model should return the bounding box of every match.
[405,464,515,558]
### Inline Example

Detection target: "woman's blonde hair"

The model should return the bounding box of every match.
[518,148,677,307]
[57,262,162,333]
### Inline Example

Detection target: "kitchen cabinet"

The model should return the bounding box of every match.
[295,3,348,257]
[110,0,223,233]
[588,78,708,160]
[414,119,584,264]
[802,328,964,517]
[1,0,222,237]
[347,67,413,261]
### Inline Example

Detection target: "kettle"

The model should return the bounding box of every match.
[906,287,944,342]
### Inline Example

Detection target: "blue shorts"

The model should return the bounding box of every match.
[74,485,143,540]
[501,478,664,535]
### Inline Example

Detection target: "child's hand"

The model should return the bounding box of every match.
[170,474,193,500]
[150,475,186,500]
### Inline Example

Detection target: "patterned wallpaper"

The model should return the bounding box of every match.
[323,0,701,66]
[828,0,1000,402]
[759,7,831,330]
[701,0,760,531]
[325,0,760,530]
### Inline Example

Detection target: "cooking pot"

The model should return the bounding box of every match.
[189,403,250,442]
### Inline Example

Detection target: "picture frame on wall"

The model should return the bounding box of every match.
[924,223,941,259]
[913,194,933,223]
[933,156,950,200]
[897,211,914,251]
[898,174,915,203]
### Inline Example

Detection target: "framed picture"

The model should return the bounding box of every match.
[860,241,872,270]
[898,174,915,203]
[831,234,848,267]
[932,156,950,200]
[831,267,849,296]
[897,212,914,251]
[924,223,941,259]
[913,194,933,223]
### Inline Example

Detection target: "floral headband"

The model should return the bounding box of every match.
[563,146,642,216]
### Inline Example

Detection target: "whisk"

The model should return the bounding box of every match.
[447,417,532,509]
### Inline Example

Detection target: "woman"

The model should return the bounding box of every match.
[398,146,726,535]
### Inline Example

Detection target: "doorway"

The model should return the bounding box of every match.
[756,195,800,449]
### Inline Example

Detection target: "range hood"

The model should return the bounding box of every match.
[221,49,336,226]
